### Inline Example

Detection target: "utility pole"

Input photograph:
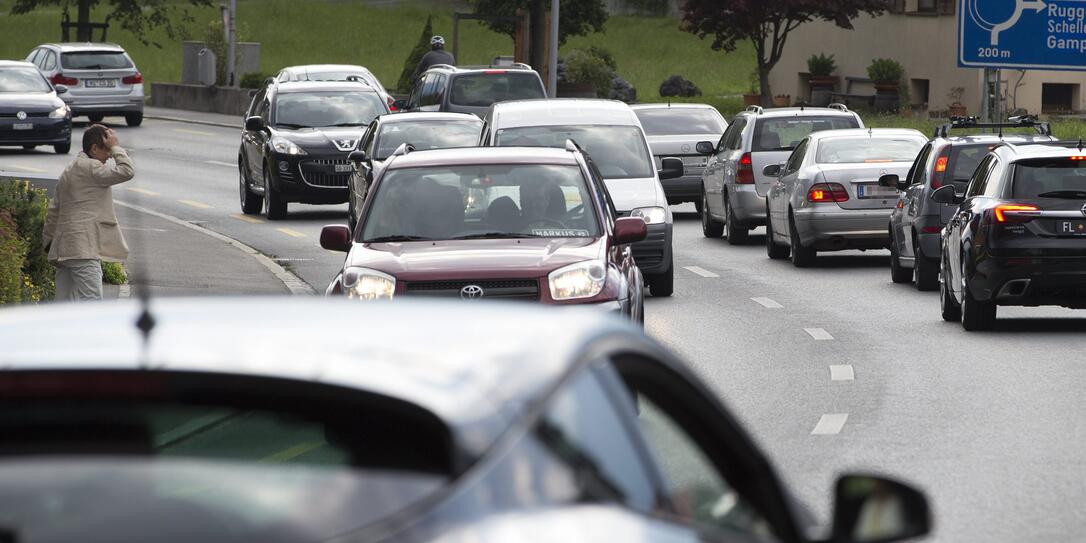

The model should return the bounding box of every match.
[548,0,558,98]
[225,0,237,87]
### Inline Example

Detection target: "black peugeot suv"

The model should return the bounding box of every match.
[936,140,1086,331]
[398,63,546,117]
[239,79,389,219]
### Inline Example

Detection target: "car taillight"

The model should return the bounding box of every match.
[121,72,142,84]
[807,183,849,203]
[736,153,754,184]
[50,73,78,85]
[931,147,951,189]
[387,96,397,112]
[1070,156,1086,161]
[993,204,1040,223]
[921,226,942,234]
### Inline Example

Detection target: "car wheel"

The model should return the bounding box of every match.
[263,167,288,220]
[54,142,71,154]
[693,198,703,215]
[788,212,816,268]
[87,114,104,123]
[889,231,912,283]
[239,161,263,215]
[647,257,674,297]
[765,207,790,259]
[701,191,724,238]
[960,273,996,331]
[939,252,961,321]
[914,242,939,292]
[125,112,143,127]
[724,198,749,245]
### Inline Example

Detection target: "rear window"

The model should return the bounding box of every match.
[374,120,482,160]
[449,72,545,107]
[61,51,132,70]
[816,136,925,164]
[752,116,859,152]
[1011,158,1086,199]
[635,108,727,136]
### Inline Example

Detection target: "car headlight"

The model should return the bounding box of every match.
[342,267,395,300]
[630,206,667,225]
[271,136,307,155]
[549,260,606,301]
[48,105,69,119]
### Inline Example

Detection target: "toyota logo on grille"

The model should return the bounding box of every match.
[15,111,27,121]
[460,285,484,299]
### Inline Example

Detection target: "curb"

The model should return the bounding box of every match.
[114,200,317,296]
[143,113,241,130]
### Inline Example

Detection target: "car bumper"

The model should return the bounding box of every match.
[69,95,144,115]
[728,185,766,225]
[794,206,892,250]
[972,256,1086,308]
[631,222,672,275]
[270,152,351,204]
[0,117,71,146]
[662,176,702,203]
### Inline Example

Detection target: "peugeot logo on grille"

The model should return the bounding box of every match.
[460,285,484,299]
[333,139,357,152]
[15,111,27,121]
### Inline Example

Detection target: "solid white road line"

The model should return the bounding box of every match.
[2,164,47,173]
[683,266,719,278]
[830,365,855,381]
[804,327,835,341]
[173,128,214,137]
[811,414,849,435]
[204,160,236,168]
[751,297,783,309]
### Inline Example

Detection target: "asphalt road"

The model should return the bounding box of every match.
[3,118,1086,541]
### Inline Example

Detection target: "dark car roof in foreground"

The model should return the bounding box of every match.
[386,146,581,169]
[0,297,645,455]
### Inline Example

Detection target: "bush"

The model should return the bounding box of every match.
[564,49,615,98]
[609,76,637,103]
[0,179,53,303]
[0,211,26,304]
[396,16,433,94]
[867,58,904,83]
[585,45,617,71]
[102,261,127,285]
[659,75,701,97]
[240,72,268,89]
[807,53,837,77]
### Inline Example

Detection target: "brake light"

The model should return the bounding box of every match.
[931,147,951,189]
[736,153,754,184]
[121,72,142,84]
[807,182,849,203]
[484,70,507,74]
[1070,156,1086,161]
[50,73,78,85]
[921,226,942,234]
[994,204,1039,223]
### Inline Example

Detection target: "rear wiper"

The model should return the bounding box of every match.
[452,232,540,240]
[362,235,432,243]
[81,64,104,69]
[1037,190,1086,199]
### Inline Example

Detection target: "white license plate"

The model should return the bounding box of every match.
[334,164,353,173]
[857,183,896,199]
[85,79,116,88]
[682,156,707,166]
[12,123,33,130]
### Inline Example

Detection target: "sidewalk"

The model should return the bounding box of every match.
[103,203,293,299]
[144,106,243,130]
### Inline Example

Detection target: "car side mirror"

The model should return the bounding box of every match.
[658,157,684,180]
[830,474,931,543]
[320,224,353,252]
[612,217,648,245]
[348,150,368,163]
[695,141,715,155]
[54,84,68,94]
[930,184,964,205]
[392,99,407,111]
[763,163,782,178]
[245,116,266,132]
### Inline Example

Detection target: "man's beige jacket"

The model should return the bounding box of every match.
[43,147,135,263]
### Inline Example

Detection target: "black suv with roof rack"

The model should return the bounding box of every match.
[883,115,1055,290]
[397,63,547,117]
[934,139,1086,330]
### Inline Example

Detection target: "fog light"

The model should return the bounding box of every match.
[278,161,289,172]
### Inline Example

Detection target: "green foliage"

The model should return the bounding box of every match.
[396,15,433,94]
[748,69,760,94]
[240,71,268,89]
[101,261,126,285]
[203,19,251,86]
[867,58,904,83]
[563,49,614,98]
[624,0,670,16]
[0,211,27,305]
[584,45,617,71]
[807,53,837,77]
[470,0,607,45]
[0,178,54,303]
[9,0,212,47]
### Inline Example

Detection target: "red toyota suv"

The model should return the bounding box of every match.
[320,144,648,322]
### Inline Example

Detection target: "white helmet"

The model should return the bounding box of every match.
[431,35,446,47]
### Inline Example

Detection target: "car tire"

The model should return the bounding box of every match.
[239,161,263,215]
[765,208,790,259]
[125,112,143,127]
[939,253,961,321]
[87,114,104,123]
[701,191,724,238]
[914,243,939,292]
[889,231,912,283]
[647,257,674,298]
[961,276,996,331]
[693,198,703,215]
[263,167,288,220]
[54,142,70,154]
[788,212,816,268]
[724,198,749,245]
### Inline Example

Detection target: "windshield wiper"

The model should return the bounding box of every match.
[363,235,432,243]
[1037,190,1086,199]
[276,123,311,129]
[81,64,104,69]
[327,122,366,127]
[452,232,541,240]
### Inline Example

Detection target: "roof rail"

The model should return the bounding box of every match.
[745,105,764,114]
[933,114,1052,138]
[827,103,849,112]
[391,143,415,157]
[458,63,534,71]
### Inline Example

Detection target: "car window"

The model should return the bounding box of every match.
[586,157,617,224]
[373,120,482,160]
[448,72,545,107]
[635,108,727,136]
[433,74,447,105]
[906,144,932,186]
[1010,157,1086,198]
[495,125,655,179]
[0,67,53,93]
[535,367,657,512]
[965,155,995,198]
[815,136,926,164]
[420,74,439,107]
[783,140,807,174]
[247,87,267,118]
[26,48,42,66]
[257,92,271,120]
[723,118,747,151]
[60,51,133,70]
[42,51,57,72]
[751,116,859,152]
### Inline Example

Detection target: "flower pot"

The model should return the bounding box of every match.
[808,75,838,89]
[874,81,900,94]
[772,94,791,108]
[743,93,762,106]
[948,104,967,117]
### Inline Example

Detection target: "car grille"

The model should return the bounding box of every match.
[403,279,540,300]
[0,128,61,141]
[299,158,351,188]
[0,112,49,118]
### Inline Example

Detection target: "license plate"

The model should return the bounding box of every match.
[85,79,116,88]
[1059,220,1086,235]
[857,183,896,199]
[682,156,707,166]
[12,123,32,130]
[334,164,353,173]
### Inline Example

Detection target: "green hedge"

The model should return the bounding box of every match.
[0,179,54,304]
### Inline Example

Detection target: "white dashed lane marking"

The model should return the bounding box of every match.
[126,187,159,196]
[811,414,849,435]
[830,365,855,381]
[683,266,719,278]
[751,297,783,309]
[804,327,835,341]
[173,128,214,137]
[276,227,306,238]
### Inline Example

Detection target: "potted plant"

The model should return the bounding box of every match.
[807,53,838,106]
[773,94,791,107]
[947,86,967,117]
[867,58,904,93]
[743,70,761,106]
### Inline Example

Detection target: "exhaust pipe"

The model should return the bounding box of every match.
[998,279,1031,298]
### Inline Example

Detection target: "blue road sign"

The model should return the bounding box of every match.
[960,0,1086,70]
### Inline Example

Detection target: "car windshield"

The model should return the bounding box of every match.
[816,136,926,164]
[752,116,859,152]
[496,125,655,179]
[60,51,132,70]
[1012,158,1086,198]
[0,68,51,93]
[374,120,482,160]
[275,91,385,128]
[635,108,727,136]
[448,73,545,107]
[361,164,600,242]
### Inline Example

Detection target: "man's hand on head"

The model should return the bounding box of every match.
[105,129,120,151]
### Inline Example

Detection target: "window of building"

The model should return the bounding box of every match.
[916,0,937,12]
[1042,83,1078,114]
[910,79,930,107]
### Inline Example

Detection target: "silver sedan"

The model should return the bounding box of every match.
[764,128,927,267]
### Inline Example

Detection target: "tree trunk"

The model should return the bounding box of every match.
[759,64,773,107]
[76,0,92,42]
[529,0,546,72]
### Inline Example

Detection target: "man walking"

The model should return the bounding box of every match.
[412,35,456,81]
[43,125,134,301]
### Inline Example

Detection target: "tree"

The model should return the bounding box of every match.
[680,0,889,105]
[396,16,433,94]
[470,0,608,70]
[10,0,212,45]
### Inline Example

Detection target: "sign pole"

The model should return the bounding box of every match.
[548,0,559,98]
[226,0,237,87]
